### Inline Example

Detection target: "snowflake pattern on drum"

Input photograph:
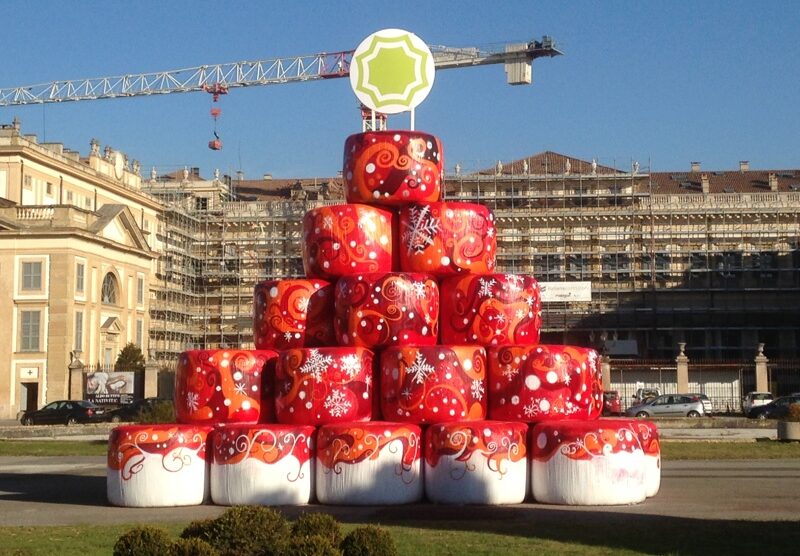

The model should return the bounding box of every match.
[440,273,542,346]
[380,345,487,423]
[253,279,335,350]
[175,350,278,424]
[275,347,373,425]
[343,130,443,205]
[302,204,394,280]
[334,272,439,348]
[399,202,496,276]
[488,345,603,422]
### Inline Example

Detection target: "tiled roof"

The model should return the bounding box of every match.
[649,169,800,194]
[476,151,620,176]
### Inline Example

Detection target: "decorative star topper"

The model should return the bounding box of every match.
[350,28,435,114]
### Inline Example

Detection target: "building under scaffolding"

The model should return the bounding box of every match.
[142,154,800,368]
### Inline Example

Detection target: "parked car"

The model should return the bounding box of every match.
[632,388,661,405]
[625,394,707,418]
[746,395,800,420]
[19,400,107,426]
[686,393,714,415]
[105,397,172,423]
[602,391,622,416]
[741,392,774,414]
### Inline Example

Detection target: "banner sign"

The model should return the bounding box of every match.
[86,370,134,404]
[539,281,592,302]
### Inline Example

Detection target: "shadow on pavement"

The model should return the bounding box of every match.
[0,473,107,505]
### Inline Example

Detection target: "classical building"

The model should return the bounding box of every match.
[0,120,159,419]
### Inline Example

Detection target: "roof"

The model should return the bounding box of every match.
[234,177,343,200]
[476,151,620,176]
[649,169,800,194]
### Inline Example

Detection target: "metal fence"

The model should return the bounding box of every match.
[608,357,800,414]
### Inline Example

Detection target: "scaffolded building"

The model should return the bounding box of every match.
[144,154,800,369]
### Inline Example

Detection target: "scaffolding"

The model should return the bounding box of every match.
[445,161,800,360]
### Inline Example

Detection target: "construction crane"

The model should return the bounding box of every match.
[0,35,562,149]
[0,36,561,106]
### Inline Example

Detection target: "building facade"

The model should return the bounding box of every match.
[0,121,158,418]
[1,119,798,418]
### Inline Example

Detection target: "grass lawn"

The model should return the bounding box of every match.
[4,438,800,459]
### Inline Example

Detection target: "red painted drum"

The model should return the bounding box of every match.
[210,424,315,505]
[343,130,443,205]
[316,421,423,505]
[488,345,603,422]
[398,202,496,276]
[424,420,528,504]
[302,204,394,280]
[379,345,487,423]
[531,420,647,505]
[175,350,278,425]
[439,273,542,346]
[107,424,211,507]
[274,347,374,426]
[253,279,336,350]
[334,272,439,348]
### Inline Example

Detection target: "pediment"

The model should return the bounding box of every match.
[91,205,151,252]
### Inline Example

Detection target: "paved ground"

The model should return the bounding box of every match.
[0,456,798,527]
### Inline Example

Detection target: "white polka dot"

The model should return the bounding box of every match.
[537,433,548,450]
[546,371,558,384]
[463,359,473,371]
[269,287,279,297]
[539,399,551,412]
[525,375,540,390]
[365,163,376,174]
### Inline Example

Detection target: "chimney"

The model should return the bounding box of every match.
[262,174,273,181]
[236,170,244,181]
[739,160,749,172]
[769,173,778,192]
[691,161,701,173]
[701,173,710,194]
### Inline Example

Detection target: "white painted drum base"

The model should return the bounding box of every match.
[531,450,646,505]
[316,438,422,505]
[107,450,208,507]
[425,455,527,505]
[644,454,661,498]
[211,457,313,505]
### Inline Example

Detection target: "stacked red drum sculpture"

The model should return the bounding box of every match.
[106,128,660,508]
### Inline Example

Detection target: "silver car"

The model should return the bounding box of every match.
[626,394,706,418]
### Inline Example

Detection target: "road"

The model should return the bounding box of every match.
[0,456,798,526]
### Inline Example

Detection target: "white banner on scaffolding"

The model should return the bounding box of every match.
[539,281,592,302]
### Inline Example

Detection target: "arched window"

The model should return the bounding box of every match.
[101,273,118,305]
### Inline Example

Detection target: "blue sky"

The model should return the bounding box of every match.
[2,1,798,178]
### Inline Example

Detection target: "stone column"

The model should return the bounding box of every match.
[754,343,769,393]
[601,355,612,391]
[144,350,159,398]
[68,351,85,400]
[676,343,689,393]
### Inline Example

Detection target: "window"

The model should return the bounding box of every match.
[76,262,85,294]
[66,191,73,202]
[85,197,91,209]
[23,175,32,188]
[195,197,209,211]
[74,311,83,351]
[136,319,143,348]
[101,273,118,304]
[22,261,42,290]
[136,276,144,305]
[46,182,53,196]
[21,310,41,351]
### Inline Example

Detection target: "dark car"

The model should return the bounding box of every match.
[105,397,172,423]
[20,400,106,426]
[747,395,800,420]
[602,391,622,416]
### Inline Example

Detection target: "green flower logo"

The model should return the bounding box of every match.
[350,29,435,114]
